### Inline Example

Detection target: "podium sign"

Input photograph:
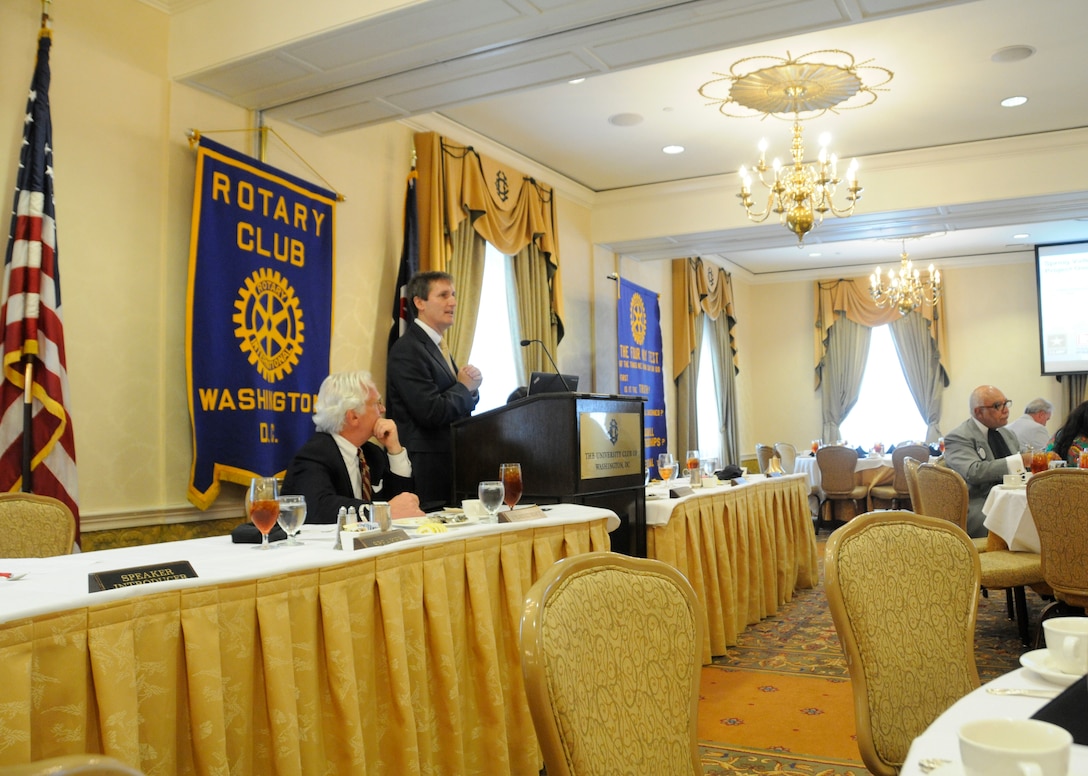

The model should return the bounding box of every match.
[579,412,641,479]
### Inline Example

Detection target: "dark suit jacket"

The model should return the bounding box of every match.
[281,432,413,524]
[943,418,1021,537]
[386,324,479,508]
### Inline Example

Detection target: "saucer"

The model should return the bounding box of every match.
[1019,648,1083,686]
[923,762,963,776]
[999,482,1027,490]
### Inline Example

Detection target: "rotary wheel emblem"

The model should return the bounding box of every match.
[630,292,647,345]
[232,268,305,383]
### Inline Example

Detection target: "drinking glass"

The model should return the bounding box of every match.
[500,462,523,509]
[685,449,700,481]
[702,456,720,478]
[276,494,306,546]
[478,480,504,523]
[246,476,280,550]
[811,439,821,454]
[657,453,677,485]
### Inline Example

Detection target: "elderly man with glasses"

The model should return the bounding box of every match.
[282,370,424,523]
[943,385,1031,536]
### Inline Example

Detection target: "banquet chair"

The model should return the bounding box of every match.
[815,445,868,527]
[902,456,923,512]
[0,492,76,557]
[520,551,702,776]
[1025,469,1088,624]
[774,442,798,474]
[825,511,981,776]
[755,443,776,474]
[0,754,145,776]
[914,463,1043,645]
[868,443,929,510]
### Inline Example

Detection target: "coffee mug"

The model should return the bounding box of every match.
[1042,616,1088,675]
[959,718,1072,776]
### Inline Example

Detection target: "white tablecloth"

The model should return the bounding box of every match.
[0,502,618,625]
[644,473,806,526]
[983,485,1038,552]
[901,667,1088,775]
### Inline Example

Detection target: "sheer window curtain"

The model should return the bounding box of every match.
[888,312,948,443]
[672,258,741,465]
[815,277,948,442]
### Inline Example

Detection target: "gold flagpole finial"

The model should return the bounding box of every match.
[40,0,53,37]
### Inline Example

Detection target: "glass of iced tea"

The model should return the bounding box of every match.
[1031,450,1049,474]
[500,462,523,510]
[246,476,280,550]
[657,453,678,484]
[685,449,700,481]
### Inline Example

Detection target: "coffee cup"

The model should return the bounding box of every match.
[461,499,488,518]
[1042,616,1088,675]
[958,718,1072,776]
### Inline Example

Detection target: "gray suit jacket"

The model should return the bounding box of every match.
[943,418,1020,537]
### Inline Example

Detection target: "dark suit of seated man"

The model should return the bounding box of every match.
[282,370,424,523]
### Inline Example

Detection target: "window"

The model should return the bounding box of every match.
[467,243,519,413]
[838,324,927,447]
[695,317,721,461]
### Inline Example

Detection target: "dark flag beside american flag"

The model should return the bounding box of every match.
[387,168,419,354]
[0,29,79,532]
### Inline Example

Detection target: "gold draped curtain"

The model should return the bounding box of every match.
[671,258,740,461]
[414,132,564,363]
[814,277,948,388]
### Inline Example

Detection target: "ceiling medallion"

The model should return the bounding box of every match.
[699,50,893,244]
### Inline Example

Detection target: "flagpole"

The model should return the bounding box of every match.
[21,362,33,491]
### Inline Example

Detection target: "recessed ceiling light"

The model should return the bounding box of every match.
[608,113,643,127]
[808,252,822,258]
[1012,233,1030,239]
[991,45,1036,64]
[1001,95,1028,108]
[568,78,585,85]
[662,145,684,155]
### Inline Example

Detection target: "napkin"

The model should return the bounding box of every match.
[231,522,288,543]
[1031,674,1088,745]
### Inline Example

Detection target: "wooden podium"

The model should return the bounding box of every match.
[452,393,647,556]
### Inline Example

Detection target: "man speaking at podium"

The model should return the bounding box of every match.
[387,271,482,511]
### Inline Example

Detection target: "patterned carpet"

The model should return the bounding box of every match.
[696,539,1049,775]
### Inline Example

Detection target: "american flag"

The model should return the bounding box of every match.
[0,30,79,532]
[387,168,418,354]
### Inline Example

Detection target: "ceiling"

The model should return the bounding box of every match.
[173,0,1088,276]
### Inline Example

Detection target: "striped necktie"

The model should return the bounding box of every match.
[358,448,372,501]
[438,337,456,376]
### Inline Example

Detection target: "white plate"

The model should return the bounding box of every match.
[1019,648,1083,686]
[924,762,963,776]
[392,515,480,529]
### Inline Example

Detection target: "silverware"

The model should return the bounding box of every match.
[918,757,950,773]
[986,687,1060,699]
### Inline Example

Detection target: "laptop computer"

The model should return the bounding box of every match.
[527,371,579,395]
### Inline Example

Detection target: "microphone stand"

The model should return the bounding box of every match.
[520,339,572,392]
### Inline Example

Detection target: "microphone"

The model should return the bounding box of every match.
[520,339,572,392]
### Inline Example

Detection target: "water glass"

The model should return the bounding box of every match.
[685,449,700,481]
[478,480,504,523]
[276,494,306,545]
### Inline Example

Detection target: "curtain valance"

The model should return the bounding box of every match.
[814,277,948,388]
[672,258,738,376]
[414,131,564,329]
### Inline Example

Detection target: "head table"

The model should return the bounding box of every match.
[0,504,614,776]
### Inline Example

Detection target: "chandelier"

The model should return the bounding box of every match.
[870,242,942,315]
[699,50,893,244]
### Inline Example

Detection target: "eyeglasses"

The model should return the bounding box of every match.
[984,400,1013,411]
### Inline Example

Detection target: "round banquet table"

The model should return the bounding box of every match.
[983,484,1038,552]
[793,452,892,497]
[901,667,1088,775]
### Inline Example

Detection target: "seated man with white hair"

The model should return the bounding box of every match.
[283,370,424,522]
[1006,397,1053,450]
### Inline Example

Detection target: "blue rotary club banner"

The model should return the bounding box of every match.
[617,278,665,478]
[186,137,335,508]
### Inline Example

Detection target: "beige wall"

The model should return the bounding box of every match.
[0,0,1067,533]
